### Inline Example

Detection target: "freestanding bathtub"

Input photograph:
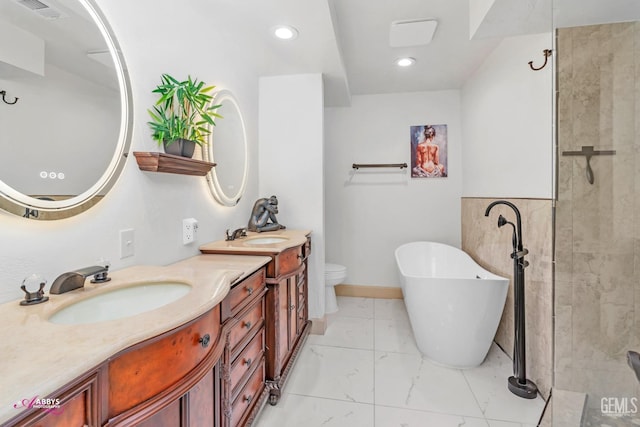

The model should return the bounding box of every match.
[395,241,509,369]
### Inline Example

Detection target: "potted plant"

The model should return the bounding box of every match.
[147,74,222,157]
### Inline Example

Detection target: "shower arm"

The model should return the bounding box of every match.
[485,200,523,252]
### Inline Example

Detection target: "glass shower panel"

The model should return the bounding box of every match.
[555,19,640,425]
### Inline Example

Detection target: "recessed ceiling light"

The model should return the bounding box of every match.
[396,57,416,67]
[273,25,298,40]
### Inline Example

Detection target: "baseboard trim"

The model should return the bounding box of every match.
[310,316,327,335]
[335,284,403,299]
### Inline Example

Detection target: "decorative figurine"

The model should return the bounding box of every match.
[248,195,286,232]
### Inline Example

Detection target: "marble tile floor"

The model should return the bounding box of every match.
[255,296,546,427]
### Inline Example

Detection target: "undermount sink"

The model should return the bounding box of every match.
[244,236,289,245]
[48,282,191,325]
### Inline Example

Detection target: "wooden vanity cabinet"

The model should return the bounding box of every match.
[199,235,311,409]
[219,268,268,427]
[105,304,224,426]
[7,302,226,427]
[263,237,311,405]
[4,266,272,427]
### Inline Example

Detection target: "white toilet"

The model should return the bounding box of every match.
[325,263,347,313]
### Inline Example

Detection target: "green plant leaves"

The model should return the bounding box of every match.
[147,73,222,146]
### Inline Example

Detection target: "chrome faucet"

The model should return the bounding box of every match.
[49,265,110,294]
[226,227,247,241]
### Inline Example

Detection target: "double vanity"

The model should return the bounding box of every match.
[0,230,311,427]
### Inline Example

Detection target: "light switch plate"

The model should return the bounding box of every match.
[120,229,135,258]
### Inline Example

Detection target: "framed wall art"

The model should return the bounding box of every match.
[410,124,448,178]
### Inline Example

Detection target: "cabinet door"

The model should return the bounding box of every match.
[297,272,307,335]
[187,368,217,426]
[277,278,290,367]
[25,393,90,427]
[288,276,299,349]
[135,399,183,427]
[17,372,100,427]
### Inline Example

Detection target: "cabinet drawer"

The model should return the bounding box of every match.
[222,269,266,319]
[231,358,265,427]
[108,306,220,417]
[230,329,264,396]
[229,299,264,353]
[268,246,302,278]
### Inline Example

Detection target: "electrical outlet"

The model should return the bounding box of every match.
[183,218,198,245]
[120,229,135,258]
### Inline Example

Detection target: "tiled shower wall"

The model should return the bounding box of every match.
[461,197,553,398]
[556,22,640,405]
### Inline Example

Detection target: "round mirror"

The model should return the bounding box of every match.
[203,90,248,207]
[0,0,132,220]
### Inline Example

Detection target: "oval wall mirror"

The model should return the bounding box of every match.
[0,0,132,220]
[203,90,248,207]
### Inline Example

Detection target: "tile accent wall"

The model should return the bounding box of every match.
[461,197,553,398]
[556,22,640,407]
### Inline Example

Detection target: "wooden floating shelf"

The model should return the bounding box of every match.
[133,152,216,176]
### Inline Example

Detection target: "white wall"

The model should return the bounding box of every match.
[258,74,325,318]
[461,32,553,198]
[325,91,463,287]
[0,0,261,303]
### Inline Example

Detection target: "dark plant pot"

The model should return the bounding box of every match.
[163,139,196,158]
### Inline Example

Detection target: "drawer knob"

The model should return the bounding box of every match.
[243,395,253,403]
[243,321,252,329]
[246,286,254,295]
[243,358,252,367]
[199,334,211,348]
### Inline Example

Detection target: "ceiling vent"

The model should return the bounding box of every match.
[389,19,438,47]
[14,0,66,20]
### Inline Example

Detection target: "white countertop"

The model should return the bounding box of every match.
[199,229,311,255]
[0,254,270,424]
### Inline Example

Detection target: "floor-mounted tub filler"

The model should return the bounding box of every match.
[394,241,509,369]
[485,200,539,399]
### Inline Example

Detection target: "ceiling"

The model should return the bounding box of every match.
[216,0,503,106]
[3,0,640,107]
[231,0,640,106]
